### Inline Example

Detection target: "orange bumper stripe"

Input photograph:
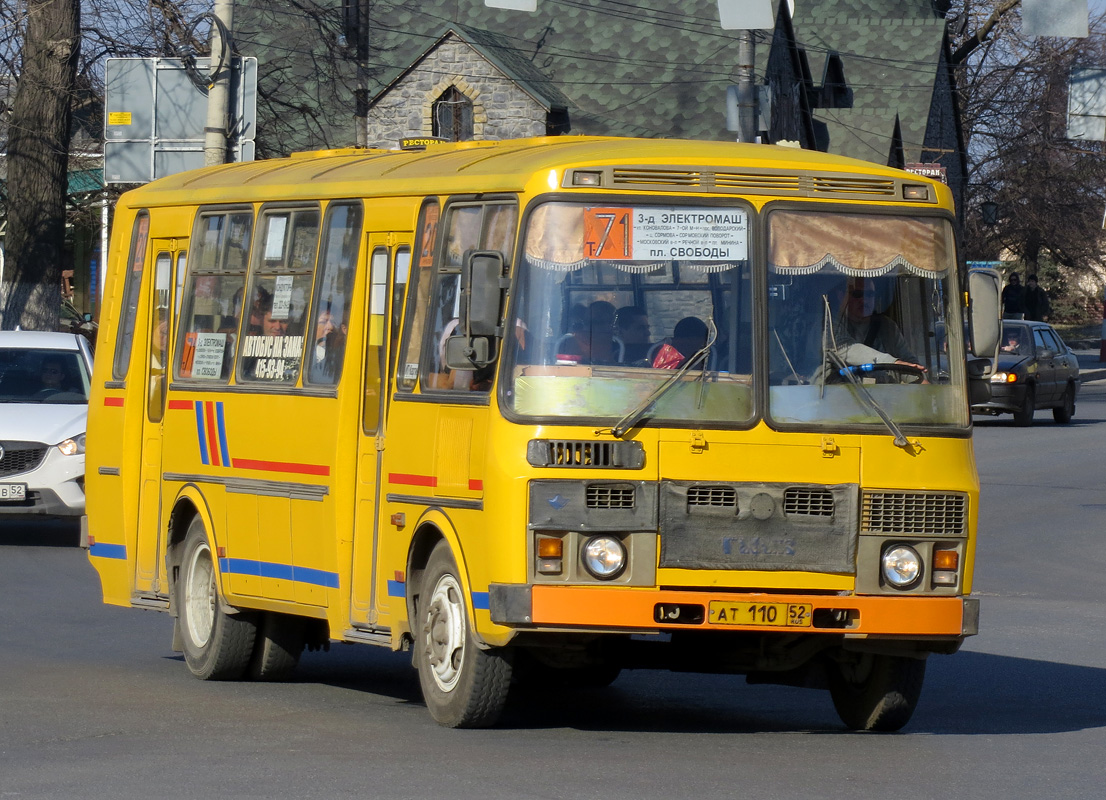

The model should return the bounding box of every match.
[530,585,968,636]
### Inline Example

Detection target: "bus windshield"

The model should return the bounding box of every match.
[766,209,968,429]
[504,201,967,431]
[504,201,754,427]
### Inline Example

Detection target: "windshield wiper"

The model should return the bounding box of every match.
[609,320,717,439]
[820,297,909,449]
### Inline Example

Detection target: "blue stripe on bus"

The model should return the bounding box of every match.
[219,558,339,589]
[387,580,406,598]
[215,401,231,466]
[89,542,127,560]
[471,591,490,610]
[194,401,209,465]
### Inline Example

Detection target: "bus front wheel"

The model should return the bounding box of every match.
[414,542,513,728]
[828,652,926,732]
[176,516,257,680]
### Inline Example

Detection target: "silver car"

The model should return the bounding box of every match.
[0,331,93,516]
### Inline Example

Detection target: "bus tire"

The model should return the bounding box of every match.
[414,541,513,728]
[249,613,306,681]
[828,653,926,732]
[176,516,257,681]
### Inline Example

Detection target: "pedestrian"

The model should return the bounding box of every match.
[1024,274,1050,322]
[1001,273,1025,319]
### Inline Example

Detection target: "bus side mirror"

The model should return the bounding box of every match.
[968,268,1001,360]
[444,335,490,370]
[462,250,506,337]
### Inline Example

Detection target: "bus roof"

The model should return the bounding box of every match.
[118,136,949,209]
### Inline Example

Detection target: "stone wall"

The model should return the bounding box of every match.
[366,36,550,148]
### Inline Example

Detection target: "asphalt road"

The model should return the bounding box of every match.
[3,380,1106,799]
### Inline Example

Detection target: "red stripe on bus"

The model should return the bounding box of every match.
[103,397,124,407]
[167,400,192,410]
[469,479,483,491]
[231,458,331,477]
[204,402,221,467]
[389,473,437,488]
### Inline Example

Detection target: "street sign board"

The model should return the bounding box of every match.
[104,57,257,184]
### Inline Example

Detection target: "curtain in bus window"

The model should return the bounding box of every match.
[176,211,252,382]
[307,203,363,386]
[237,208,319,385]
[768,211,952,277]
[112,212,149,380]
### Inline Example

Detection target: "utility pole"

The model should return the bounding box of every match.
[734,30,757,143]
[204,0,235,166]
[353,0,370,147]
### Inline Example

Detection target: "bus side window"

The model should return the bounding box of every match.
[398,200,440,391]
[421,200,517,393]
[306,202,362,386]
[112,212,150,381]
[237,207,319,385]
[176,210,252,382]
[147,252,172,422]
[363,247,389,433]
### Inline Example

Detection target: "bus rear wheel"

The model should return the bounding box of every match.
[828,652,926,732]
[249,613,306,681]
[414,542,513,728]
[176,516,257,680]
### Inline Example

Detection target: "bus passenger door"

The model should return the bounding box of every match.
[134,240,183,595]
[349,239,410,628]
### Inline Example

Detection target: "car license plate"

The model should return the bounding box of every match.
[0,483,27,502]
[708,601,812,628]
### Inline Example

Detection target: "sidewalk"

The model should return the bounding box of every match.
[1073,348,1106,384]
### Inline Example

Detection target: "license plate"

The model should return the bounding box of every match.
[708,601,813,628]
[0,483,27,502]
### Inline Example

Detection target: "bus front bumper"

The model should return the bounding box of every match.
[489,584,979,638]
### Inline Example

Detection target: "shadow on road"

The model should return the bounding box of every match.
[0,518,80,547]
[278,644,1106,736]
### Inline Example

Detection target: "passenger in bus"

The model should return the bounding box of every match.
[615,305,653,364]
[556,300,623,365]
[261,298,289,337]
[652,317,708,369]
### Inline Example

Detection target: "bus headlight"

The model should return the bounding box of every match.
[881,545,922,588]
[582,536,626,580]
[57,434,86,456]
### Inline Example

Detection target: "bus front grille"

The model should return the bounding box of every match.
[784,488,835,517]
[861,491,967,536]
[687,485,738,509]
[586,484,635,509]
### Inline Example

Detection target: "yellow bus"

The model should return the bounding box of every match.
[85,136,1000,731]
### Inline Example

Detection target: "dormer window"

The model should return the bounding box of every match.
[432,86,474,141]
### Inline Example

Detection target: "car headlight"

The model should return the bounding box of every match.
[990,371,1018,384]
[881,545,922,589]
[57,434,86,456]
[582,535,627,580]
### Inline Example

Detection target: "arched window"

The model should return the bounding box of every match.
[432,86,474,141]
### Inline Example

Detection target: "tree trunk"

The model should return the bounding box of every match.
[1,0,80,331]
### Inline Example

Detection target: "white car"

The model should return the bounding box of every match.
[0,330,93,518]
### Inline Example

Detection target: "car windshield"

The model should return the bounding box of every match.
[0,347,90,404]
[766,209,969,428]
[503,201,754,428]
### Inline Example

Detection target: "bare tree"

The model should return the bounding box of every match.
[948,1,1106,321]
[1,0,80,330]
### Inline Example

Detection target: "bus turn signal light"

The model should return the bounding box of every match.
[537,537,563,574]
[933,550,959,571]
